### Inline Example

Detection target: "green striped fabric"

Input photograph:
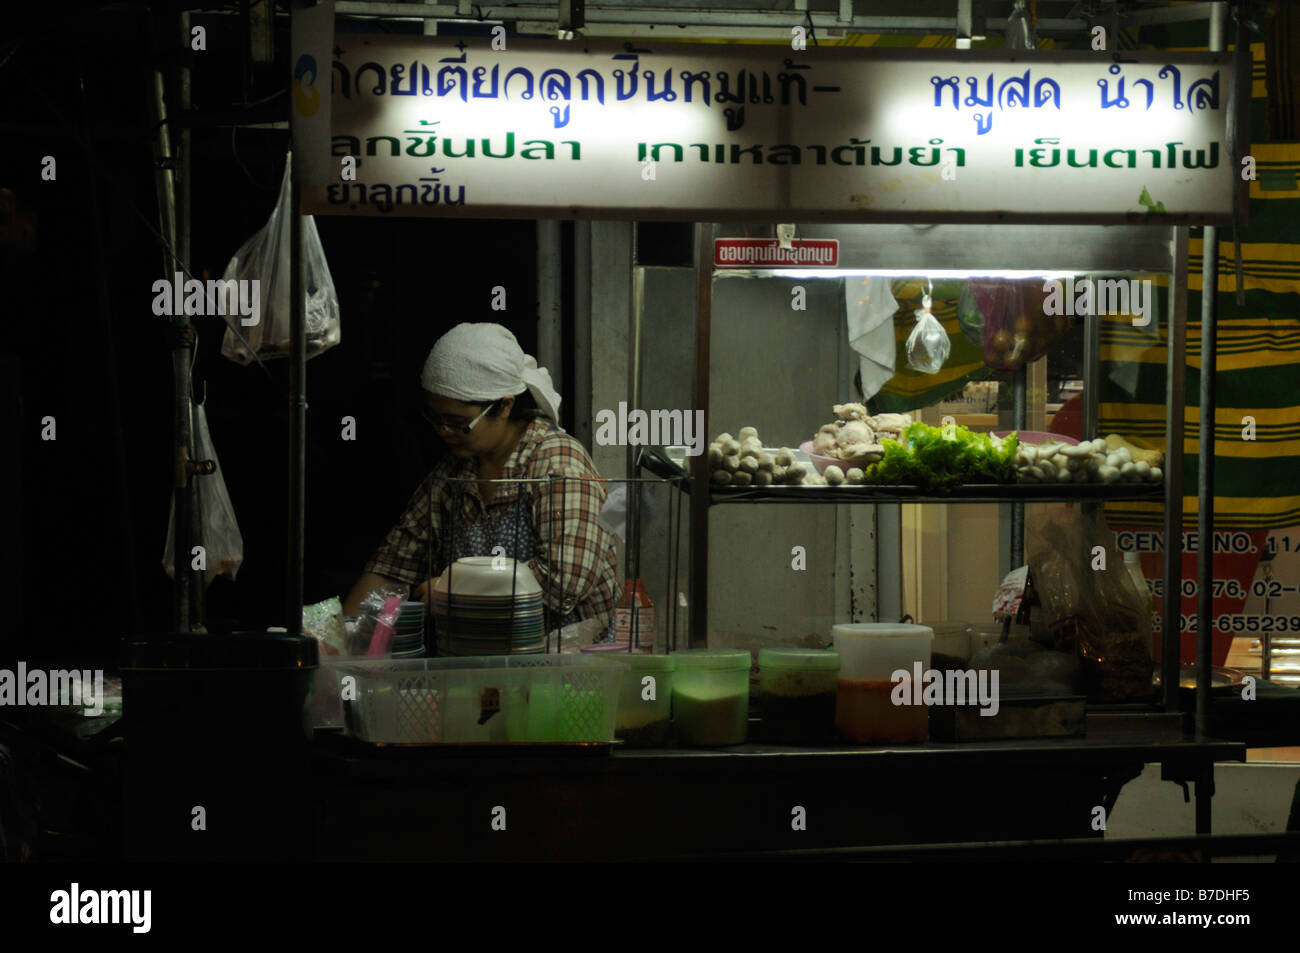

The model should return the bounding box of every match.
[1101,141,1300,530]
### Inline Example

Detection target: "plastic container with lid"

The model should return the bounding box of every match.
[758,649,840,745]
[592,652,675,746]
[831,623,933,744]
[670,649,751,746]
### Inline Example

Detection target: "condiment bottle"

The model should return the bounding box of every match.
[611,579,655,649]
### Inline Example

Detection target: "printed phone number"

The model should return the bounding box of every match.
[1147,579,1292,598]
[1154,613,1300,633]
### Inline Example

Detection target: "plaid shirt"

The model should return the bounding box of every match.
[365,419,619,627]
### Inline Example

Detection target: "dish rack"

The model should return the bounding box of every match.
[327,655,627,744]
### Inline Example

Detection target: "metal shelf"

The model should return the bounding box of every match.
[709,483,1165,505]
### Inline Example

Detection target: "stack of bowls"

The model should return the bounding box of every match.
[390,601,426,658]
[432,557,546,656]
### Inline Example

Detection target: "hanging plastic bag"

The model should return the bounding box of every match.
[220,153,341,364]
[162,404,243,584]
[970,278,1062,371]
[957,281,985,347]
[905,287,950,374]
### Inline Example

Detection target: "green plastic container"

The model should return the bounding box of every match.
[758,649,840,745]
[671,649,751,746]
[592,653,675,746]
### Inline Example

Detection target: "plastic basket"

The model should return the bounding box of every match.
[329,655,627,744]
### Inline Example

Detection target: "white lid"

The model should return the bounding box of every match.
[831,623,933,641]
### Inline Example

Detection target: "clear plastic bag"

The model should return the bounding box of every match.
[303,597,348,657]
[220,153,341,364]
[162,403,243,584]
[905,292,950,374]
[352,585,406,656]
[969,278,1063,371]
[957,281,985,347]
[1026,507,1153,701]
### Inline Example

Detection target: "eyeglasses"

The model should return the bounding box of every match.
[422,402,496,435]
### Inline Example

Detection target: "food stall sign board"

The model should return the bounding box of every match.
[305,37,1237,226]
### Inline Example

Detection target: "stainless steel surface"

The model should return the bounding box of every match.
[1163,226,1189,713]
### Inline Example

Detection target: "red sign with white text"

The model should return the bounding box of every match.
[714,239,839,268]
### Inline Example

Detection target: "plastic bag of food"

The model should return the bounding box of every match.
[970,278,1064,371]
[162,403,243,585]
[1026,506,1153,701]
[905,293,950,374]
[351,585,406,656]
[957,281,985,347]
[220,153,341,364]
[303,597,348,657]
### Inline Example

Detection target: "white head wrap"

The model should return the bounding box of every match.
[420,322,562,424]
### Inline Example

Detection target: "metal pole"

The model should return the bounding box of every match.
[688,222,713,647]
[1163,226,1189,711]
[287,158,306,634]
[627,258,644,645]
[536,220,563,402]
[1196,1,1228,736]
[151,33,192,634]
[1009,364,1026,569]
[178,10,204,630]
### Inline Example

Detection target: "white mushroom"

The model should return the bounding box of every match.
[739,456,760,474]
[824,465,845,486]
[775,448,795,468]
[757,452,774,471]
[731,471,753,486]
[711,470,731,485]
[755,470,774,486]
[738,426,759,441]
[724,454,741,471]
[846,467,865,485]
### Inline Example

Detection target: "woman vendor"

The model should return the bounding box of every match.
[342,323,619,637]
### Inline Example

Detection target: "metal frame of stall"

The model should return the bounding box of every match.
[668,11,1250,762]
[280,1,1252,832]
[682,223,1187,683]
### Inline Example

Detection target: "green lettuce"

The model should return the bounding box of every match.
[865,422,1019,490]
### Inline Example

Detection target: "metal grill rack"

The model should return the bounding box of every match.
[423,462,688,655]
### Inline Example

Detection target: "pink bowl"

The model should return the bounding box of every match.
[798,441,845,474]
[991,430,1079,446]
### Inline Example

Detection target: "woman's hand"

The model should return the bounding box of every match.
[411,577,437,603]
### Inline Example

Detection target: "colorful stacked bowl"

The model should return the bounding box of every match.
[390,600,426,658]
[431,557,547,656]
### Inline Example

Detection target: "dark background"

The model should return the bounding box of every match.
[0,7,551,668]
